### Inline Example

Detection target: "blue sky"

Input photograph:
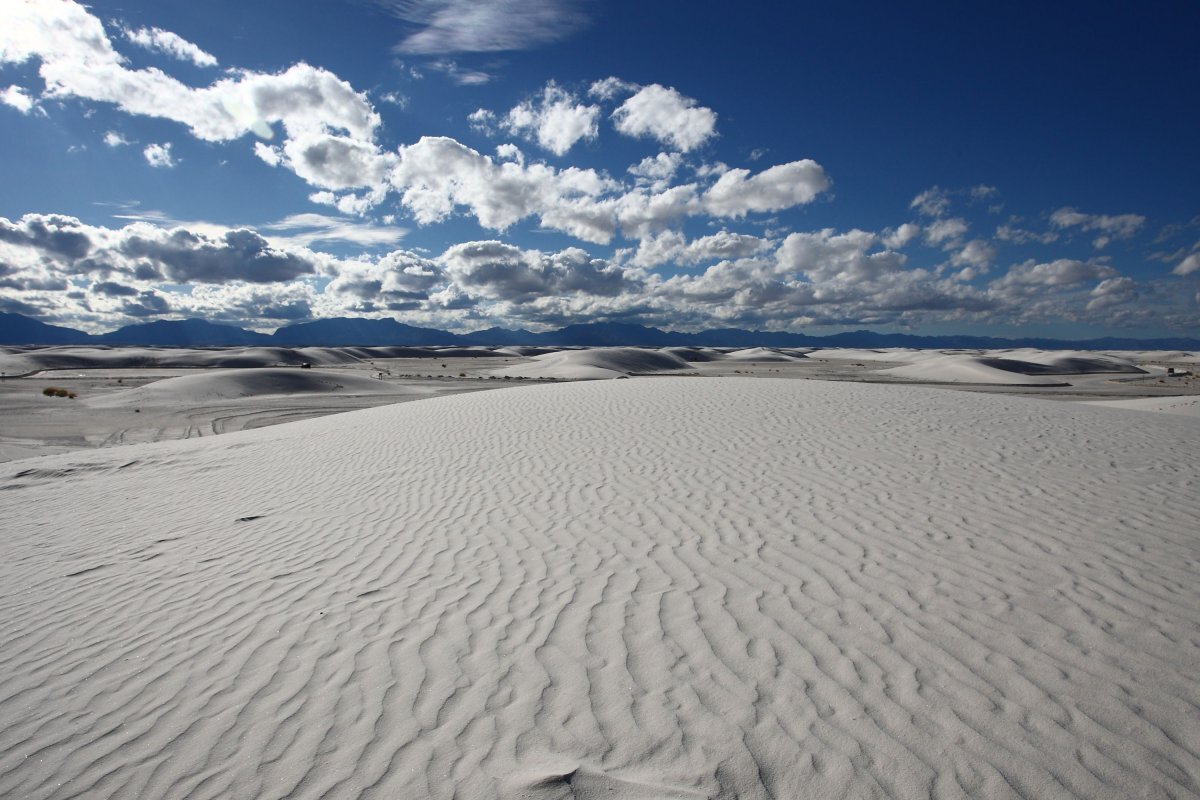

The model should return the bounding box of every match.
[1,0,1197,338]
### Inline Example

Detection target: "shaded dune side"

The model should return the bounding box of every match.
[0,379,1198,799]
[493,347,694,380]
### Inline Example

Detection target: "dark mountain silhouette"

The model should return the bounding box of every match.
[97,318,273,346]
[269,317,465,346]
[0,312,93,345]
[1,313,1197,351]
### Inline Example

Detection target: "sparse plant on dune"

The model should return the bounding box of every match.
[43,386,73,398]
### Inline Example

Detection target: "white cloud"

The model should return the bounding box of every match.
[388,135,618,241]
[910,187,950,217]
[442,241,638,302]
[501,83,599,156]
[143,142,176,168]
[630,230,773,269]
[988,259,1118,303]
[924,217,968,247]
[588,76,637,100]
[0,1,382,170]
[703,161,830,218]
[995,223,1058,245]
[280,132,395,190]
[883,223,920,249]
[776,229,906,283]
[627,152,682,190]
[384,0,592,54]
[1050,207,1145,249]
[1,84,34,113]
[681,231,772,265]
[1087,276,1136,311]
[611,84,717,152]
[103,130,131,147]
[254,141,283,166]
[264,213,408,248]
[467,107,496,132]
[123,25,217,67]
[950,239,995,269]
[1174,253,1200,276]
[425,59,493,85]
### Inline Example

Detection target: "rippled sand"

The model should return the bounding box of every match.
[1,378,1198,798]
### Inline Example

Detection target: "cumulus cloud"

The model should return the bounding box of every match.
[628,152,683,190]
[1050,207,1145,249]
[325,249,444,309]
[143,142,176,168]
[883,223,920,249]
[987,258,1118,302]
[501,83,599,156]
[389,136,617,240]
[104,130,132,147]
[442,241,638,302]
[384,0,592,54]
[950,239,996,270]
[0,213,322,285]
[776,229,906,283]
[1,0,382,181]
[588,76,637,101]
[923,217,968,247]
[279,132,394,190]
[119,228,320,283]
[631,230,772,268]
[1,84,35,113]
[1087,276,1137,311]
[611,84,717,152]
[703,160,830,218]
[122,25,217,67]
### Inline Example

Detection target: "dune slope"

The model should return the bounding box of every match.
[1,378,1198,799]
[86,367,396,407]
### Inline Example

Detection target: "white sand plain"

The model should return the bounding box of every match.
[1,374,1198,799]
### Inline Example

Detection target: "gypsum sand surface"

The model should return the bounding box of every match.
[1,377,1198,799]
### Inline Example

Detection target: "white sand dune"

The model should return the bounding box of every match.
[722,347,806,362]
[991,349,1145,374]
[807,348,910,362]
[1,378,1198,799]
[875,354,1072,385]
[0,345,362,373]
[493,347,693,380]
[87,367,396,407]
[494,346,563,358]
[1082,395,1200,417]
[660,346,726,362]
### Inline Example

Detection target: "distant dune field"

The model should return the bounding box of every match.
[1,377,1197,799]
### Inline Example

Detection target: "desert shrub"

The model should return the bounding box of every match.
[43,386,71,397]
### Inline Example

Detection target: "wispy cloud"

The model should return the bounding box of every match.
[122,25,218,67]
[382,0,592,54]
[264,213,409,248]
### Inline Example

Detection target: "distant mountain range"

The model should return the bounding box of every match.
[2,312,1198,351]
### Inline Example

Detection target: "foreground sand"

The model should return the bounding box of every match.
[1,378,1198,799]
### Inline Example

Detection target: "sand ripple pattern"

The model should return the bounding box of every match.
[1,378,1198,799]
